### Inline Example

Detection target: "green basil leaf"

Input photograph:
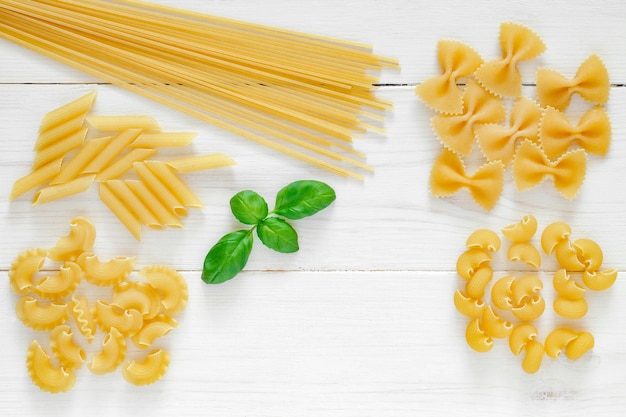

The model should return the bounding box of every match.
[273,180,336,220]
[256,217,299,253]
[202,230,253,284]
[230,190,268,225]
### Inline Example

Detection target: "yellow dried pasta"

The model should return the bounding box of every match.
[111,281,162,321]
[456,248,492,280]
[16,296,69,332]
[38,90,97,134]
[139,265,189,317]
[465,229,501,252]
[26,340,76,393]
[50,325,86,370]
[32,262,82,300]
[122,349,171,386]
[48,217,96,262]
[501,214,537,243]
[507,242,541,268]
[8,248,47,295]
[88,327,127,375]
[77,252,135,287]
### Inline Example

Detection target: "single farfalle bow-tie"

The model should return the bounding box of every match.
[430,148,505,211]
[537,54,610,111]
[512,140,587,200]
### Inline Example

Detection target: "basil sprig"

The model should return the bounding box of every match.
[202,180,336,284]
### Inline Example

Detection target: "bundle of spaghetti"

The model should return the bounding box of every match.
[0,0,398,179]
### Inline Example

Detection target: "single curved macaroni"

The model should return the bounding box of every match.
[583,269,618,291]
[564,332,594,360]
[139,265,189,317]
[456,248,492,280]
[554,239,587,271]
[541,221,572,255]
[512,140,587,200]
[465,266,493,300]
[553,296,588,319]
[16,296,69,332]
[415,39,483,114]
[77,252,135,287]
[552,269,586,300]
[88,327,127,375]
[70,295,97,343]
[48,217,96,262]
[466,317,493,352]
[573,238,603,271]
[521,340,544,374]
[122,349,171,386]
[431,80,506,156]
[465,228,501,252]
[509,323,538,355]
[453,290,485,318]
[476,98,542,165]
[26,340,76,393]
[93,301,143,336]
[501,215,537,243]
[111,281,162,320]
[490,276,515,311]
[33,262,82,299]
[50,325,86,370]
[430,148,505,211]
[511,295,545,322]
[131,315,178,349]
[8,248,47,295]
[475,22,546,97]
[510,275,543,306]
[536,54,609,111]
[507,242,541,268]
[544,328,579,359]
[481,306,513,339]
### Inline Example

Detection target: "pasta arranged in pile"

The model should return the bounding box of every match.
[8,217,188,392]
[418,22,611,210]
[10,90,236,240]
[455,215,618,373]
[0,0,398,179]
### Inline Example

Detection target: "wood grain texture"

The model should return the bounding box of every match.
[1,0,625,416]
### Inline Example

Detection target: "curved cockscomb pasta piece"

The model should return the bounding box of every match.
[88,327,127,375]
[475,22,546,97]
[541,221,572,255]
[539,106,611,160]
[544,328,579,359]
[509,323,538,355]
[50,325,86,370]
[465,317,493,352]
[537,54,609,111]
[76,252,135,287]
[511,275,543,306]
[553,296,588,319]
[521,340,544,374]
[481,306,513,339]
[48,217,96,262]
[33,262,81,299]
[554,239,586,271]
[476,97,542,165]
[465,266,493,299]
[501,214,537,243]
[565,332,594,360]
[453,290,486,318]
[8,248,48,295]
[465,228,501,252]
[553,269,586,300]
[573,238,603,271]
[94,301,143,336]
[491,276,516,311]
[139,265,189,317]
[583,269,618,291]
[131,315,179,349]
[16,296,69,331]
[111,281,162,320]
[512,140,587,200]
[431,80,506,156]
[430,148,505,211]
[456,248,492,280]
[507,242,542,268]
[26,340,76,393]
[415,40,483,114]
[511,295,545,322]
[70,295,96,343]
[122,349,171,386]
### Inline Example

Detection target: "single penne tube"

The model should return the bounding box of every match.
[98,183,142,240]
[130,132,197,148]
[125,180,183,228]
[51,136,112,185]
[10,158,63,200]
[165,153,236,173]
[32,175,95,205]
[33,126,88,170]
[133,162,187,217]
[103,180,163,229]
[86,115,161,132]
[143,161,203,208]
[39,90,97,133]
[35,115,86,152]
[82,129,142,174]
[96,148,157,182]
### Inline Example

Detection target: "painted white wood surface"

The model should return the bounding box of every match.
[1,1,625,416]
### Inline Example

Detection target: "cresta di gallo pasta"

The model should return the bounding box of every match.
[11,90,236,240]
[418,22,611,210]
[455,215,617,374]
[8,217,188,392]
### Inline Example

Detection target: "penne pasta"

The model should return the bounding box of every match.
[33,126,88,170]
[86,115,161,132]
[165,153,236,173]
[133,162,187,217]
[51,136,112,185]
[34,114,86,152]
[96,148,157,182]
[130,132,197,148]
[125,180,183,228]
[98,182,142,241]
[144,160,203,208]
[10,158,62,200]
[82,129,142,174]
[102,180,163,230]
[39,90,97,133]
[32,175,95,205]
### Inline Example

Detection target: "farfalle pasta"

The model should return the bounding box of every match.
[455,216,617,374]
[537,54,610,111]
[7,217,188,392]
[415,40,483,114]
